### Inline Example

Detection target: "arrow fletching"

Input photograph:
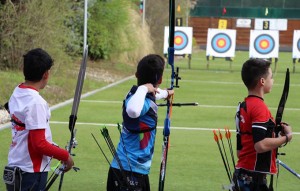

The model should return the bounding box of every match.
[218,129,223,140]
[213,130,219,142]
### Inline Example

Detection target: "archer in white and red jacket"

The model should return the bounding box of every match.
[4,48,74,191]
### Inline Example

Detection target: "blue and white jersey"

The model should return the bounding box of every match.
[111,85,159,175]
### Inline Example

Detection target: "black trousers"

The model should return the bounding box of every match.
[4,167,47,191]
[233,169,269,191]
[106,167,150,191]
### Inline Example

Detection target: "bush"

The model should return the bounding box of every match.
[0,0,75,70]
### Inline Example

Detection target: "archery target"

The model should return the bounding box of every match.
[253,35,275,54]
[292,30,300,59]
[163,27,193,54]
[206,28,236,57]
[249,30,279,58]
[211,33,231,53]
[174,31,188,50]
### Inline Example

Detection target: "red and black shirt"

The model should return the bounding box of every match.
[235,95,277,174]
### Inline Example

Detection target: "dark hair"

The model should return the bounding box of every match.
[241,58,271,90]
[136,54,165,86]
[23,48,53,82]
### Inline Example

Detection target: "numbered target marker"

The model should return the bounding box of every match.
[206,29,236,57]
[249,30,279,58]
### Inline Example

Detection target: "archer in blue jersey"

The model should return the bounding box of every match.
[107,54,174,191]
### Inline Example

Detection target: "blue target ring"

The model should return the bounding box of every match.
[211,33,232,53]
[174,31,188,51]
[297,39,300,52]
[254,34,275,55]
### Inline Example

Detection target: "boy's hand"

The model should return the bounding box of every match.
[280,122,292,142]
[62,155,74,172]
[167,89,174,98]
[144,83,158,96]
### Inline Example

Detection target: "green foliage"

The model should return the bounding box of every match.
[145,0,192,54]
[64,1,86,55]
[88,0,135,60]
[0,0,77,69]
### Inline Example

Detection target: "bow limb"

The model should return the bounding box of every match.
[269,68,290,191]
[275,68,290,134]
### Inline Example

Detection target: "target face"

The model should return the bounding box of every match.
[253,34,275,55]
[174,31,188,51]
[206,29,236,57]
[163,27,193,54]
[292,30,300,59]
[211,33,232,53]
[249,30,279,58]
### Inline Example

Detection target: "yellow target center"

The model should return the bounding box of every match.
[175,37,183,45]
[260,40,269,49]
[217,39,226,47]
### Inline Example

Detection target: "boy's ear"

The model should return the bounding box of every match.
[157,77,162,85]
[43,70,49,80]
[260,78,265,86]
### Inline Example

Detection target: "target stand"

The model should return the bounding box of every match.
[267,58,279,73]
[292,58,300,73]
[164,53,192,69]
[206,56,234,70]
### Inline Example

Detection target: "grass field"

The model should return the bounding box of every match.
[1,50,300,190]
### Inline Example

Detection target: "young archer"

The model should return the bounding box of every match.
[107,54,174,191]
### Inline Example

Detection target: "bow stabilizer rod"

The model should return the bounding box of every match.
[157,102,198,107]
[277,159,300,179]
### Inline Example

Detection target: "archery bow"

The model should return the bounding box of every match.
[45,2,88,190]
[158,1,179,190]
[44,46,88,191]
[269,68,290,191]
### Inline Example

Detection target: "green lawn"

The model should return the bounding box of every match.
[1,50,300,190]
